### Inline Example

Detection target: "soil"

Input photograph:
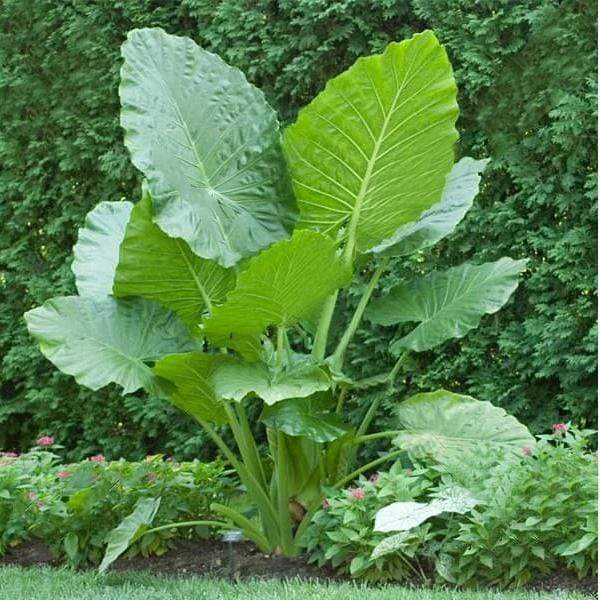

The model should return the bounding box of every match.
[1,538,597,596]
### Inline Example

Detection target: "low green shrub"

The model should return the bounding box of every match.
[0,447,233,567]
[443,425,598,588]
[302,426,597,588]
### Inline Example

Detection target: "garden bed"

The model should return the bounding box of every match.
[1,539,596,596]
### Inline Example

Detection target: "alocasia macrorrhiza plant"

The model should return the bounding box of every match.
[25,28,533,557]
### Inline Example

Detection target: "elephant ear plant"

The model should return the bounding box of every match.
[25,28,532,559]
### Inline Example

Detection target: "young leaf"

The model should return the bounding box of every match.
[393,390,534,466]
[370,531,412,559]
[213,359,330,405]
[284,30,458,258]
[113,193,234,327]
[261,393,349,442]
[99,497,161,573]
[24,296,199,395]
[366,258,527,353]
[204,230,351,355]
[374,486,477,532]
[153,352,228,424]
[120,28,296,267]
[368,157,489,257]
[71,201,133,297]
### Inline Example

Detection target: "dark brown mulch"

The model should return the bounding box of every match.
[1,538,597,595]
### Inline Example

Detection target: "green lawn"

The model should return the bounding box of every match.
[0,567,593,600]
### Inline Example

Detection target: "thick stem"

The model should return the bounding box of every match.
[311,291,339,361]
[330,259,388,372]
[333,448,404,489]
[352,430,398,445]
[276,432,296,555]
[335,387,348,415]
[276,326,285,369]
[234,403,267,489]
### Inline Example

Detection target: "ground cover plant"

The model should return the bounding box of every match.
[302,425,597,587]
[0,445,231,567]
[22,27,534,563]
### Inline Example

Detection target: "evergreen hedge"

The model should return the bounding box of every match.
[0,0,596,459]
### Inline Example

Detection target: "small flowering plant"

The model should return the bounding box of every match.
[301,462,435,582]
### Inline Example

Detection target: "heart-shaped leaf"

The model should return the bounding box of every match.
[120,28,296,267]
[261,393,349,442]
[392,390,534,466]
[114,193,234,327]
[204,230,351,356]
[24,296,199,395]
[367,258,527,353]
[71,201,133,297]
[213,359,331,406]
[284,30,458,259]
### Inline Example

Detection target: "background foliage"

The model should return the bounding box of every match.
[0,0,596,460]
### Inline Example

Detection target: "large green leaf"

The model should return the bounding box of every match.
[204,230,351,355]
[153,352,228,424]
[367,258,527,353]
[213,359,330,406]
[261,393,349,442]
[284,30,458,258]
[392,390,534,466]
[99,497,161,573]
[120,28,296,267]
[368,157,488,257]
[24,296,199,395]
[71,201,133,297]
[113,193,234,327]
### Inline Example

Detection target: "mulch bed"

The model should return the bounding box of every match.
[1,538,597,596]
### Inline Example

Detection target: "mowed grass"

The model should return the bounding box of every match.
[0,566,594,600]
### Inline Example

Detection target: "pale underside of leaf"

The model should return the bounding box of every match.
[367,257,527,353]
[368,157,489,257]
[213,359,331,405]
[284,30,458,256]
[113,193,234,327]
[119,28,297,267]
[392,389,534,465]
[71,201,133,297]
[153,351,228,424]
[203,230,351,356]
[24,296,199,395]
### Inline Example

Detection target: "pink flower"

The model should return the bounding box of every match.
[2,452,18,458]
[35,501,45,509]
[369,472,379,483]
[552,423,568,435]
[522,446,533,457]
[36,436,54,447]
[350,488,365,501]
[146,472,158,482]
[27,491,36,500]
[322,499,330,509]
[57,471,71,480]
[89,454,105,462]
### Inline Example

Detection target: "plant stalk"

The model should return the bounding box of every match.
[275,432,296,555]
[311,291,338,361]
[333,448,404,489]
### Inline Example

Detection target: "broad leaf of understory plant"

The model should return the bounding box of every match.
[368,157,489,257]
[392,390,534,466]
[113,193,234,327]
[260,392,349,442]
[213,358,330,406]
[366,258,527,353]
[284,30,458,259]
[204,230,351,356]
[24,296,199,395]
[373,485,477,533]
[99,497,161,573]
[120,28,297,267]
[71,201,133,297]
[153,352,229,424]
